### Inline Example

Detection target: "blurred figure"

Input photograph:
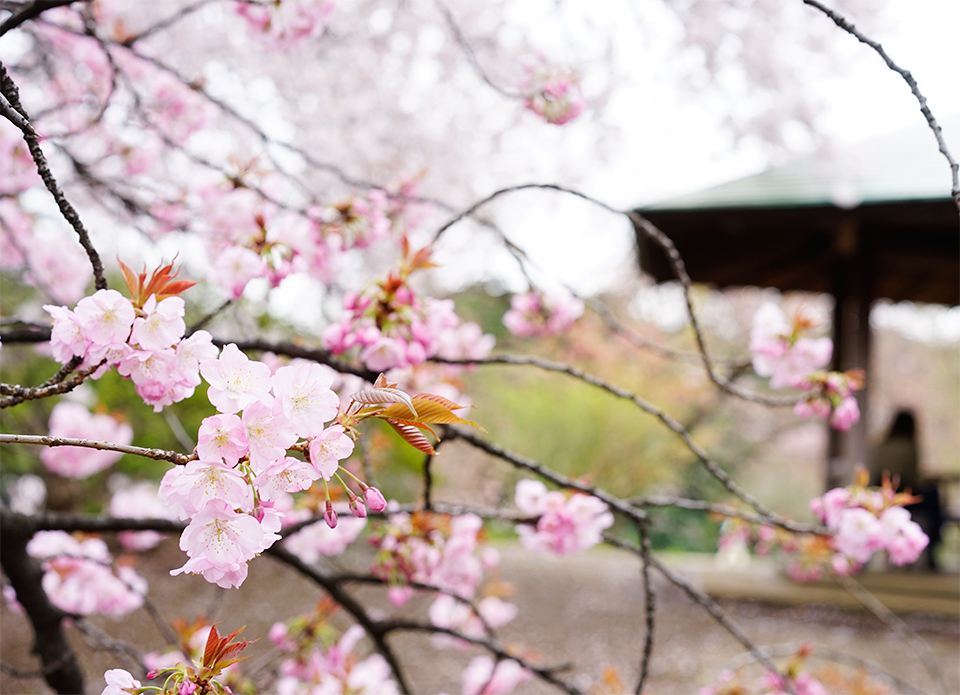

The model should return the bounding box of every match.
[872,410,919,492]
[872,409,942,570]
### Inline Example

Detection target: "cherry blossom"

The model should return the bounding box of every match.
[461,656,532,695]
[750,302,831,389]
[171,499,281,589]
[74,289,136,350]
[502,288,584,338]
[521,57,587,126]
[195,413,250,466]
[101,668,142,695]
[271,362,340,438]
[26,531,147,617]
[40,401,133,478]
[308,424,355,480]
[514,479,613,554]
[200,343,273,414]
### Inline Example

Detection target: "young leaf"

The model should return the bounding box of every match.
[386,419,436,455]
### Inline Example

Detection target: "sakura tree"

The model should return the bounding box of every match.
[1,1,957,695]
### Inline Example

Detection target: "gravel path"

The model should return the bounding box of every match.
[2,541,957,694]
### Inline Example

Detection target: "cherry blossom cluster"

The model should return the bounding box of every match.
[521,57,587,126]
[458,656,533,695]
[810,477,929,572]
[41,401,133,478]
[717,475,929,582]
[159,347,391,588]
[234,0,337,49]
[269,606,399,695]
[513,479,614,554]
[502,288,585,338]
[699,663,828,695]
[369,511,498,607]
[323,246,495,372]
[750,302,862,431]
[0,197,90,305]
[44,264,217,412]
[10,531,147,618]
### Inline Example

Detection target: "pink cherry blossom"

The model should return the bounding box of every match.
[271,362,340,438]
[196,413,249,466]
[878,506,929,566]
[130,295,186,351]
[44,304,88,363]
[514,479,613,554]
[200,343,273,414]
[522,58,587,126]
[40,402,133,478]
[101,668,142,695]
[363,486,387,512]
[172,499,280,588]
[308,424,355,480]
[159,461,253,519]
[461,655,532,695]
[116,346,181,411]
[829,394,860,432]
[27,531,147,617]
[833,507,883,564]
[74,289,136,349]
[750,303,831,389]
[256,456,320,501]
[241,399,298,473]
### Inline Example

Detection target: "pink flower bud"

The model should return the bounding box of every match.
[349,496,367,519]
[324,501,338,529]
[179,681,198,695]
[364,486,387,512]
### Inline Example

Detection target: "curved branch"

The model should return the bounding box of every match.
[0,60,107,290]
[0,358,103,408]
[264,545,412,695]
[439,359,813,535]
[0,0,80,36]
[801,0,960,214]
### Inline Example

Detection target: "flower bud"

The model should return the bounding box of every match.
[349,496,368,519]
[364,486,387,512]
[324,501,338,529]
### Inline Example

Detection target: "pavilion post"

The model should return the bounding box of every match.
[826,217,874,490]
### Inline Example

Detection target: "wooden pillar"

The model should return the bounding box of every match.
[826,217,873,490]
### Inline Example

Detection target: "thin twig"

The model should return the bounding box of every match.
[0,60,107,290]
[801,0,960,214]
[833,573,947,694]
[0,433,194,466]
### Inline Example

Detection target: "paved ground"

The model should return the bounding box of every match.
[2,541,958,694]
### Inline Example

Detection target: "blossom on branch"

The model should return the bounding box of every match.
[40,401,133,478]
[513,479,613,554]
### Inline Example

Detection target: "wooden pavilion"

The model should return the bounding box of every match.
[634,117,960,489]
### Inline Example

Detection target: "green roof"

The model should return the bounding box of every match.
[646,114,960,211]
